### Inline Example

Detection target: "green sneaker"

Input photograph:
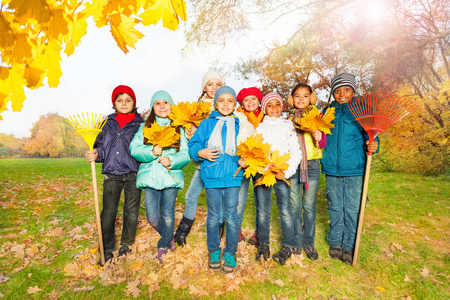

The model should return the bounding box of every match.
[222,253,237,273]
[208,250,221,270]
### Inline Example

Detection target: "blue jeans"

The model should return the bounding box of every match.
[325,175,363,252]
[183,168,204,220]
[290,160,321,247]
[205,187,239,255]
[183,168,223,223]
[255,176,295,248]
[236,176,258,232]
[144,187,178,249]
[101,172,142,254]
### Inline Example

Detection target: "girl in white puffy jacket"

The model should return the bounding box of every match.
[252,92,302,265]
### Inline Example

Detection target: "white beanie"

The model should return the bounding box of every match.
[202,69,224,89]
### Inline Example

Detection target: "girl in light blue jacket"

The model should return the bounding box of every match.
[129,90,190,264]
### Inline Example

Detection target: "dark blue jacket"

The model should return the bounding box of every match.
[321,100,379,177]
[188,110,243,189]
[94,113,144,175]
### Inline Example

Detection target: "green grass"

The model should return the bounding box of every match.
[0,158,449,299]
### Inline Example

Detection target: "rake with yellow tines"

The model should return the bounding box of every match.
[348,92,419,266]
[67,113,107,265]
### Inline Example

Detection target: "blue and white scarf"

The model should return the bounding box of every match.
[207,116,236,156]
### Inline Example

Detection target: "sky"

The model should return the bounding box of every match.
[0,7,301,138]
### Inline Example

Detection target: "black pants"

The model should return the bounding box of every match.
[101,172,141,254]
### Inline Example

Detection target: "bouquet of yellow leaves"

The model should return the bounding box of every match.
[169,101,212,130]
[234,134,271,178]
[295,106,335,153]
[254,150,291,187]
[142,122,180,182]
[143,122,180,148]
[295,106,335,135]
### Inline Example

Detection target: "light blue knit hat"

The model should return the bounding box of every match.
[213,86,236,107]
[150,90,174,108]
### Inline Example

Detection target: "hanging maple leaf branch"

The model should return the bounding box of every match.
[0,0,187,119]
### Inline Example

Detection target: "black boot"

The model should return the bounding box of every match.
[174,217,194,246]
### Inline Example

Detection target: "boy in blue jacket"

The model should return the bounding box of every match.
[321,73,379,265]
[85,85,143,264]
[188,86,244,273]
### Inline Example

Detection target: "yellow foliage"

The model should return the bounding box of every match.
[169,101,211,130]
[143,122,180,148]
[236,134,271,178]
[0,0,187,117]
[237,106,264,128]
[254,150,291,187]
[296,107,335,135]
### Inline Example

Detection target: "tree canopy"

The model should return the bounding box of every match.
[0,0,187,120]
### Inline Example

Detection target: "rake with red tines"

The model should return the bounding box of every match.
[348,92,419,266]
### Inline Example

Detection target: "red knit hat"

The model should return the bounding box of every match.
[111,85,136,105]
[236,87,263,104]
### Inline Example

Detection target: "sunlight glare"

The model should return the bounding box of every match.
[365,2,386,23]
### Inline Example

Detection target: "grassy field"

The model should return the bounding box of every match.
[0,158,449,299]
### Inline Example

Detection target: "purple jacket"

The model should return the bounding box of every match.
[94,113,144,175]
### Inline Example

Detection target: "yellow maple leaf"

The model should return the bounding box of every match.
[63,261,82,277]
[140,0,187,30]
[64,15,88,57]
[110,14,144,54]
[236,134,271,178]
[143,122,180,148]
[296,107,335,135]
[254,150,291,187]
[24,66,44,89]
[169,101,211,130]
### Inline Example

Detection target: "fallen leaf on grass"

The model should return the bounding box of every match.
[27,285,42,294]
[273,279,284,287]
[188,284,208,296]
[401,296,412,300]
[0,273,11,283]
[435,227,444,233]
[376,286,386,292]
[88,248,97,254]
[129,261,144,272]
[423,236,431,241]
[390,243,406,253]
[404,274,411,282]
[125,278,141,298]
[420,268,430,277]
[73,286,95,292]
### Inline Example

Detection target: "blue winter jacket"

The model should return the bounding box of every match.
[94,113,144,175]
[188,111,244,189]
[129,117,190,190]
[321,100,379,177]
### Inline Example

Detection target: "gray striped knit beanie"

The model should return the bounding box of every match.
[330,73,357,97]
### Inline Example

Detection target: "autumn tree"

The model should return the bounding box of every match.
[0,132,25,156]
[23,113,86,157]
[0,0,187,119]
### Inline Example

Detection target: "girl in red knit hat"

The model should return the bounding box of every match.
[235,87,264,245]
[85,85,144,264]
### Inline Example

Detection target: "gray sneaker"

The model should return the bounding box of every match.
[303,246,319,260]
[329,246,343,260]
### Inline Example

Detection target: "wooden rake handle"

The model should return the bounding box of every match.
[352,153,372,266]
[90,161,105,266]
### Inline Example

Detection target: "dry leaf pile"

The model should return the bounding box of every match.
[58,204,307,298]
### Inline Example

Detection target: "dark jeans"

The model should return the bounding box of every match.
[101,172,141,254]
[255,175,295,248]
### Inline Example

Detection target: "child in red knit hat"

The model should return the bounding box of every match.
[235,87,264,245]
[85,85,144,264]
